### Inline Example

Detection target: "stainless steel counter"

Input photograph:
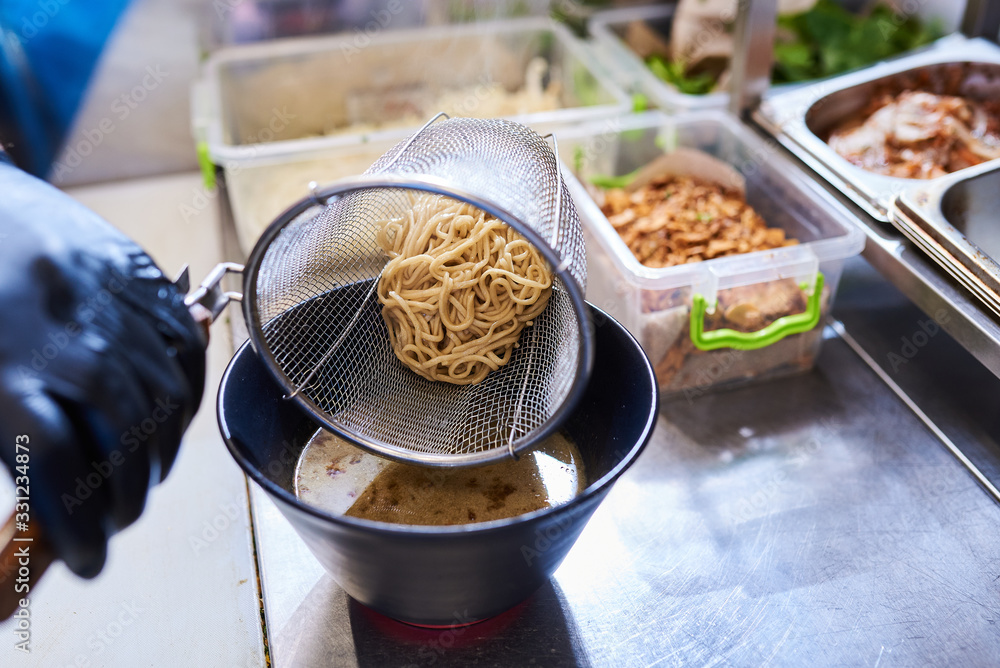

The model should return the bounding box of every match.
[250,309,1000,666]
[205,107,1000,662]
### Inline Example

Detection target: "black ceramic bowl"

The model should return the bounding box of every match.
[217,305,658,625]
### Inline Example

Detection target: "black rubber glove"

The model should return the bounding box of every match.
[0,161,206,578]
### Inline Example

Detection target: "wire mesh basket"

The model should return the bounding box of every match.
[241,115,593,466]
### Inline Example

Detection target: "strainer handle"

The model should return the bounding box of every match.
[183,262,245,336]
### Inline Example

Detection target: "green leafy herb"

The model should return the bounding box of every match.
[772,0,944,84]
[645,54,716,96]
[573,145,585,174]
[589,169,642,189]
[643,0,944,94]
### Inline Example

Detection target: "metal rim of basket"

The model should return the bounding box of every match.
[241,171,595,467]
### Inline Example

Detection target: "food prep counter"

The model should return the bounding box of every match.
[242,257,1000,666]
[4,163,996,668]
[203,3,1000,661]
[5,2,1000,665]
[211,156,1000,665]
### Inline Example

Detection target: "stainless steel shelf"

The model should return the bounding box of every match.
[821,180,1000,378]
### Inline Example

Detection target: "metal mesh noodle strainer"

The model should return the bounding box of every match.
[238,115,593,467]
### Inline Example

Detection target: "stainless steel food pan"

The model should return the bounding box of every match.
[892,160,1000,316]
[755,35,1000,221]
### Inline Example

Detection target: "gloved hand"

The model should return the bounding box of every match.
[0,161,206,578]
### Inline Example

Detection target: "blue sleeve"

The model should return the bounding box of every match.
[0,0,131,177]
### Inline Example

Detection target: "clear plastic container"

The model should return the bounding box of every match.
[588,5,728,112]
[559,111,865,397]
[193,17,631,165]
[589,4,955,114]
[222,141,398,253]
[200,0,552,51]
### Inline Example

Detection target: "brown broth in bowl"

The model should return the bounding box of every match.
[294,429,586,525]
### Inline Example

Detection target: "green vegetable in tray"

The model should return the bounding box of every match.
[644,0,944,95]
[772,0,944,83]
[646,54,716,96]
[588,169,642,190]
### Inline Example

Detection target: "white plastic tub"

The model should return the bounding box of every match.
[222,141,398,253]
[193,17,631,166]
[559,112,865,397]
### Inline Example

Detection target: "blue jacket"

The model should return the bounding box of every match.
[0,0,129,177]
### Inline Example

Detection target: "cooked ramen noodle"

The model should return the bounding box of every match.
[294,428,586,525]
[376,193,552,384]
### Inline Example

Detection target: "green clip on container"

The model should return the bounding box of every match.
[690,274,825,352]
[560,112,864,397]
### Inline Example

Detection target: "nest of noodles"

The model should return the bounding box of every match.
[376,193,552,385]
